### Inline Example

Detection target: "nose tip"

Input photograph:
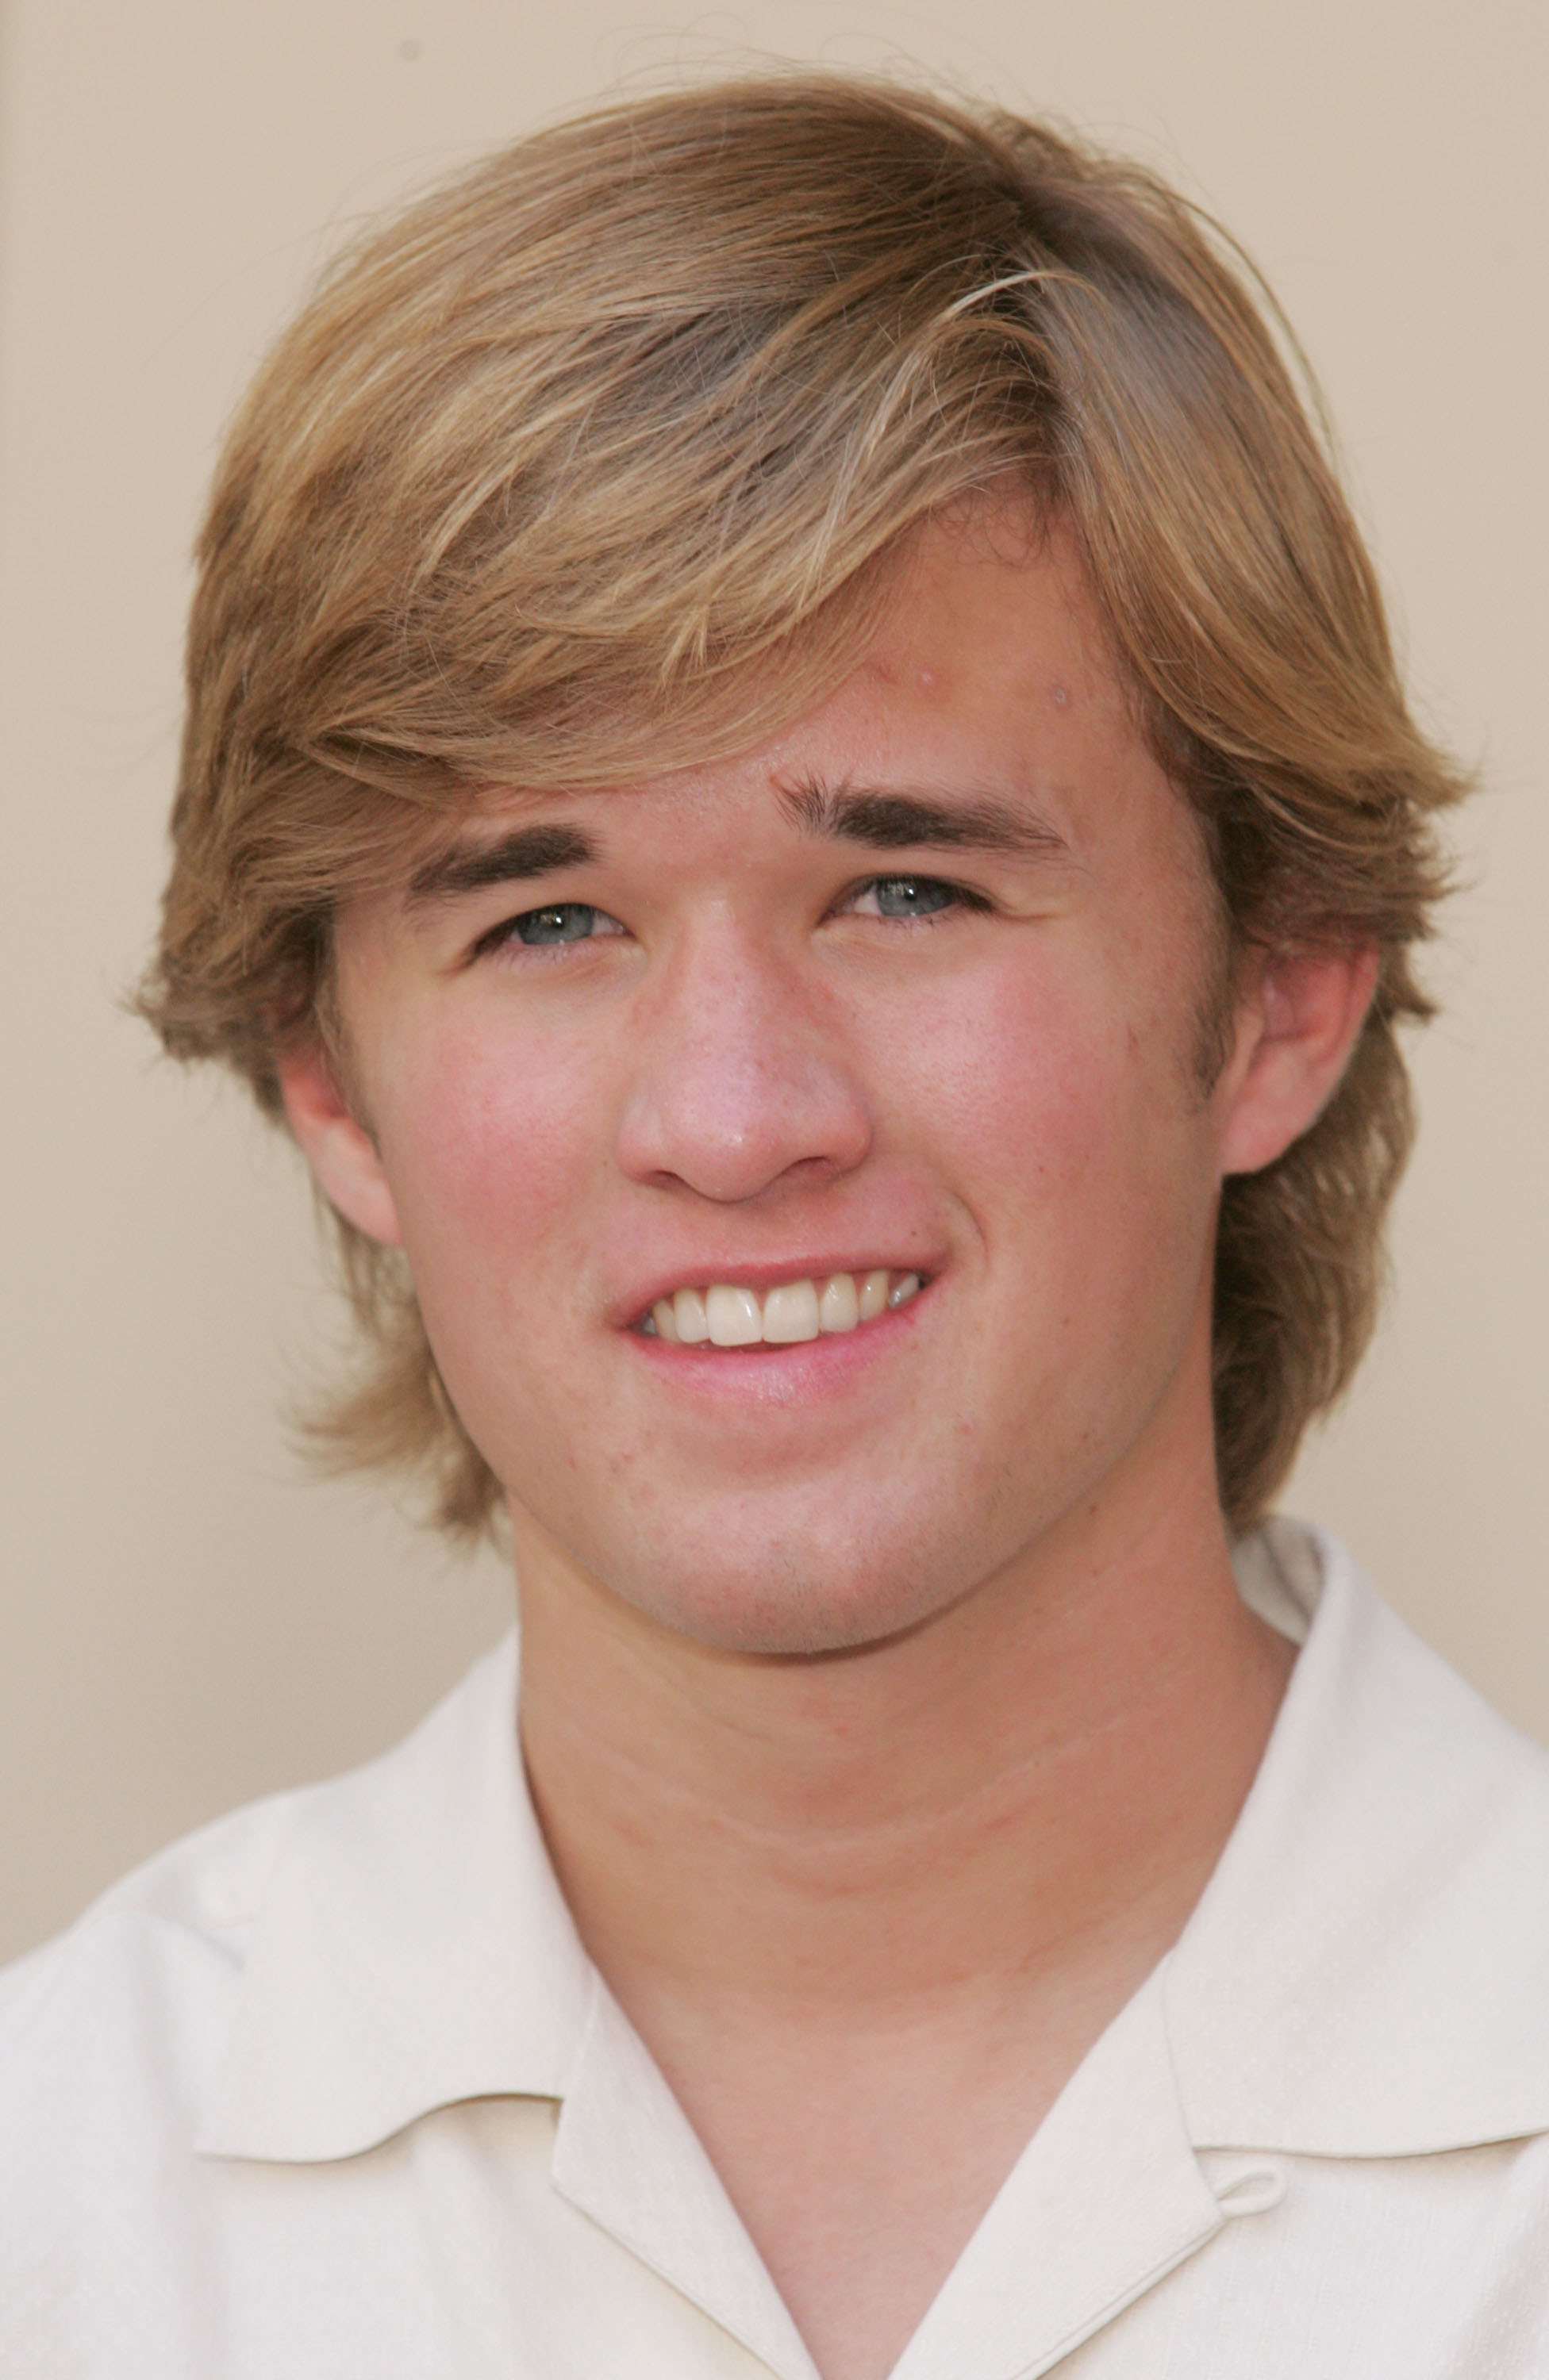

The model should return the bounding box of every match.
[613,947,872,1203]
[619,1053,872,1204]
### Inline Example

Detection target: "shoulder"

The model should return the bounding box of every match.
[0,1782,311,2152]
[0,1630,525,2174]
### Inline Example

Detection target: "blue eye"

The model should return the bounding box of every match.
[512,903,609,944]
[868,876,959,919]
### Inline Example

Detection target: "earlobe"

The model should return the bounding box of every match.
[276,1042,404,1246]
[1218,943,1380,1179]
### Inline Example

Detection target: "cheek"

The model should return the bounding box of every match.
[371,1012,602,1301]
[896,950,1219,1455]
[881,944,1198,1234]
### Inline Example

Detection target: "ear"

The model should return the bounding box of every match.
[1218,943,1380,1179]
[276,1040,404,1246]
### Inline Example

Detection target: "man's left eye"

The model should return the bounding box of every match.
[503,903,624,946]
[848,875,973,920]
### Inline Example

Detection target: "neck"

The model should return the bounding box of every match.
[514,1440,1292,2047]
[513,1389,1293,2380]
[510,1302,1295,2380]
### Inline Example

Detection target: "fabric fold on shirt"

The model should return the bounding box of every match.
[13,1520,1549,2378]
[198,1632,594,2161]
[1167,1518,1549,2157]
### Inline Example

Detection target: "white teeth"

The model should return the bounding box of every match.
[706,1284,763,1347]
[858,1269,890,1322]
[818,1273,859,1334]
[673,1285,710,1344]
[762,1279,821,1343]
[648,1269,924,1347]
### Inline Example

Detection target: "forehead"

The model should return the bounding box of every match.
[863,504,1120,696]
[375,502,1190,909]
[786,507,1141,795]
[406,505,1165,873]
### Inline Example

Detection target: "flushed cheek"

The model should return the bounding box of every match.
[890,963,1213,1400]
[888,958,1187,1221]
[374,1015,606,1321]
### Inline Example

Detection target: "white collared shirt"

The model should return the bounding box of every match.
[6,1521,1549,2378]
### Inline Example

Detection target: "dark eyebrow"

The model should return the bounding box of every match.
[779,779,1067,858]
[406,822,598,906]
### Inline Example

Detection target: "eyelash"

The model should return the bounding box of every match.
[471,903,624,958]
[839,874,993,923]
[471,874,990,962]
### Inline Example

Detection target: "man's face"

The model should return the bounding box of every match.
[313,511,1259,1653]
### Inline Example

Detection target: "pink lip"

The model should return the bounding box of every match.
[610,1254,940,1332]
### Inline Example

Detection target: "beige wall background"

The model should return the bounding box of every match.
[1,0,1544,1966]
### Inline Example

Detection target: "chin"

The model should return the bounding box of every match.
[586,1505,986,1658]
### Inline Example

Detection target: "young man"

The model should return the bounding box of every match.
[4,74,1546,2380]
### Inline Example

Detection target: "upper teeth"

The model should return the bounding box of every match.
[647,1269,921,1346]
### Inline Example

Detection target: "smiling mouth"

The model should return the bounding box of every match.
[641,1269,924,1347]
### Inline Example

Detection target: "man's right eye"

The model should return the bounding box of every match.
[478,902,626,954]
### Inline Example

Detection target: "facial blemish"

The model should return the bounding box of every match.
[1050,681,1070,708]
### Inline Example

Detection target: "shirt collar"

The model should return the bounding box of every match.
[1167,1518,1549,2155]
[198,1630,595,2160]
[199,1521,1549,2169]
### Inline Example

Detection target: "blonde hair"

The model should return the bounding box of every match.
[140,74,1463,1537]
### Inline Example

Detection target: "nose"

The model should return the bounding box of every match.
[613,916,873,1203]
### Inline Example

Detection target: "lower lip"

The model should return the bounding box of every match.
[625,1287,931,1405]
